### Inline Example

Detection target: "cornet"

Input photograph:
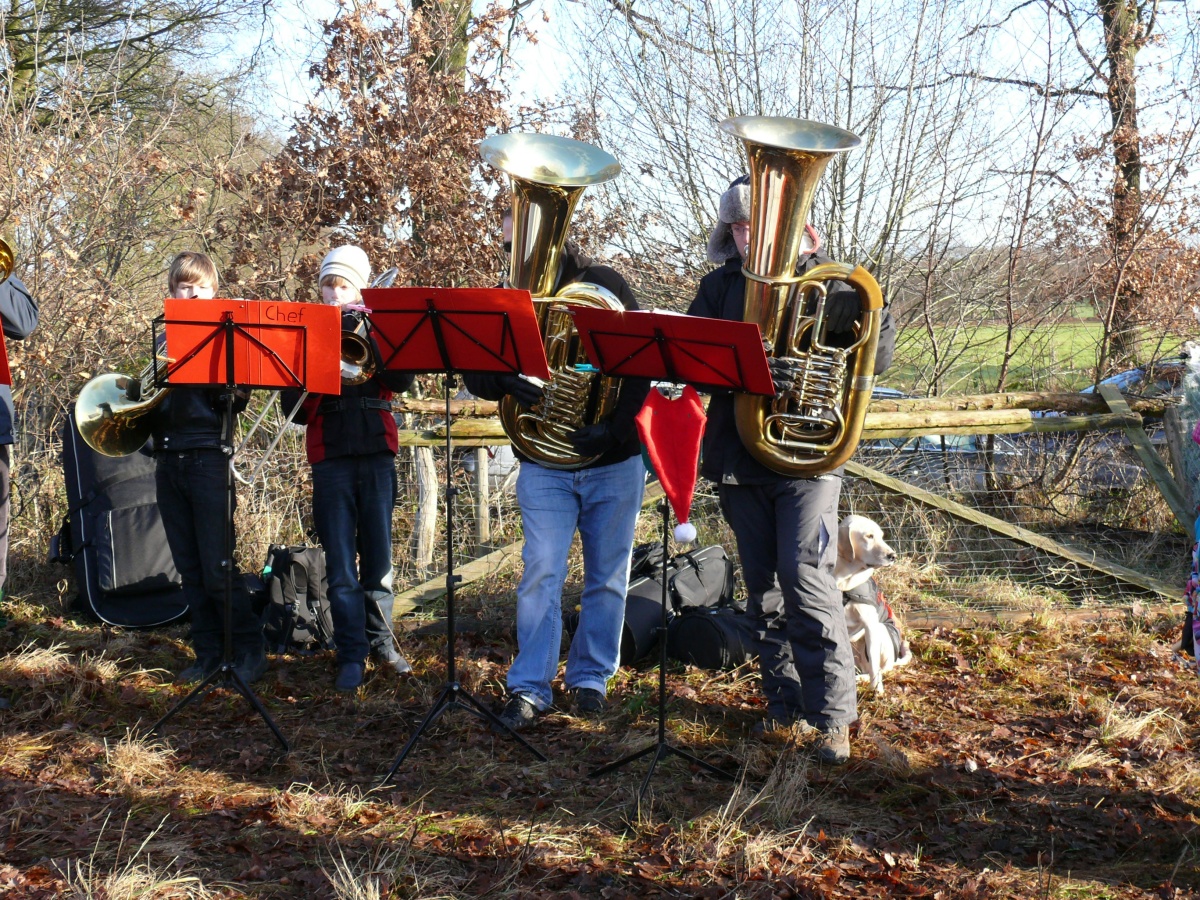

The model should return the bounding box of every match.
[340,266,397,386]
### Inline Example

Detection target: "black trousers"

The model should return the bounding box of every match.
[719,476,856,728]
[156,449,261,659]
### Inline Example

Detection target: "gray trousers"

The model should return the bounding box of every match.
[718,476,856,728]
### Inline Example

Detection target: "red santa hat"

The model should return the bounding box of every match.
[635,385,706,545]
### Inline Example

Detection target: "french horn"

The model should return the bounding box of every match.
[75,358,170,457]
[722,115,884,477]
[479,133,625,470]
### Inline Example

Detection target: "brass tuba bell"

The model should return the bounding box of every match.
[479,133,625,470]
[722,115,884,477]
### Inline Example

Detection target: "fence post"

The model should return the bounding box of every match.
[473,447,490,547]
[411,445,438,577]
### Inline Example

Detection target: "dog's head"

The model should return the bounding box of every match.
[838,514,897,571]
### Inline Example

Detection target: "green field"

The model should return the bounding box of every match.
[888,320,1185,394]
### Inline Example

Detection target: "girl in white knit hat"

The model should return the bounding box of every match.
[280,245,416,692]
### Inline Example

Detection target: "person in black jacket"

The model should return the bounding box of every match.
[465,213,651,730]
[0,271,38,604]
[280,245,415,693]
[687,177,897,764]
[152,252,265,685]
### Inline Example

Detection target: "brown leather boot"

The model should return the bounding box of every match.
[816,726,851,765]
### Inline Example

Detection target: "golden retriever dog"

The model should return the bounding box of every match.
[836,514,910,693]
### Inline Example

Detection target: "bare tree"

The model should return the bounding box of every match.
[0,0,264,117]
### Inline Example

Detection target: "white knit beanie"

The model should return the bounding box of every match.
[320,245,371,292]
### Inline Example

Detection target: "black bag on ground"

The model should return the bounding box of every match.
[666,607,757,670]
[259,544,333,653]
[616,543,740,666]
[52,413,186,627]
[666,545,740,612]
[618,575,671,665]
[628,542,739,612]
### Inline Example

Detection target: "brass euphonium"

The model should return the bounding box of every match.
[479,133,625,470]
[0,237,13,284]
[75,357,170,457]
[722,115,884,477]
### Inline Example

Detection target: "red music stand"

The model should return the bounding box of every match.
[570,308,774,396]
[362,286,550,779]
[573,309,765,801]
[149,299,340,754]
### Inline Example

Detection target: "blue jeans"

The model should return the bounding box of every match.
[507,455,646,710]
[156,449,260,658]
[311,452,398,666]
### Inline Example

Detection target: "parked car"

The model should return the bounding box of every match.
[1080,357,1189,401]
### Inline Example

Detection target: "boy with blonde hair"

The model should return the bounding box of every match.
[153,251,265,684]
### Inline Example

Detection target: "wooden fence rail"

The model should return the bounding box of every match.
[390,390,1188,608]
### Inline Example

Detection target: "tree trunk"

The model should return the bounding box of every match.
[1100,0,1143,363]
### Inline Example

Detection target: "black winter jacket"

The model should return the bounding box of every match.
[687,254,896,485]
[0,276,39,445]
[150,388,249,453]
[464,244,651,470]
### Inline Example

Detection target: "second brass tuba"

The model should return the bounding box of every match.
[479,133,625,470]
[722,115,884,477]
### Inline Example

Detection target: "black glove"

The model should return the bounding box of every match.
[497,374,543,409]
[823,291,860,334]
[568,422,616,456]
[767,356,799,396]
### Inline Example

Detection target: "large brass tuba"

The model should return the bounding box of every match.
[722,115,884,477]
[479,133,626,470]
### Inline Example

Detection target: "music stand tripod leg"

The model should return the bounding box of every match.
[383,374,546,783]
[588,499,733,797]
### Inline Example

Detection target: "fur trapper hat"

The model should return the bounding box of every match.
[706,176,751,264]
[320,245,371,292]
[704,175,821,265]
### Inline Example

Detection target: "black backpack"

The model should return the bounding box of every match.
[51,413,187,627]
[259,544,334,653]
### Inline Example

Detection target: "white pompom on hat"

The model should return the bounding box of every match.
[320,245,371,292]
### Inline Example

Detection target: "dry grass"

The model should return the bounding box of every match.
[1061,741,1115,772]
[61,814,216,900]
[2,527,1197,898]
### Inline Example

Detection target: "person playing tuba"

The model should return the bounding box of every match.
[466,207,651,731]
[688,173,896,765]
